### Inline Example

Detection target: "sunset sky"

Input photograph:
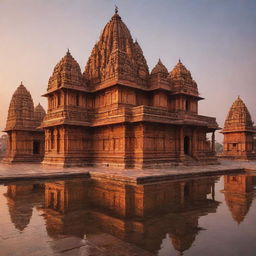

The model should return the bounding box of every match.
[0,0,255,142]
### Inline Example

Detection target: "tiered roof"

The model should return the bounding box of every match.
[223,97,254,133]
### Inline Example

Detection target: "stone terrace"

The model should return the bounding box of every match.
[0,160,256,184]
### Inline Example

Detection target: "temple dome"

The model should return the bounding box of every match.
[169,60,198,95]
[5,83,36,131]
[223,97,254,132]
[48,50,84,90]
[151,59,168,76]
[34,103,46,123]
[84,10,149,87]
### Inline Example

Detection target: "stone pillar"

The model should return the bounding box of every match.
[180,127,184,160]
[211,131,215,153]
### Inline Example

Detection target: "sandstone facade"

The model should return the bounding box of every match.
[221,97,256,160]
[40,10,219,167]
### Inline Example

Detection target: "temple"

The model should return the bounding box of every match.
[3,83,45,163]
[39,10,219,167]
[221,97,256,160]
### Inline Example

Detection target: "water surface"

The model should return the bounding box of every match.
[0,173,256,256]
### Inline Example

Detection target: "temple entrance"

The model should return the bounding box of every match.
[184,136,190,155]
[33,140,40,154]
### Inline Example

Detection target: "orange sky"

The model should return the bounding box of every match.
[0,0,255,142]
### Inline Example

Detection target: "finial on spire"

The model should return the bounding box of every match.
[20,81,23,85]
[178,58,181,63]
[115,5,118,14]
[67,48,70,54]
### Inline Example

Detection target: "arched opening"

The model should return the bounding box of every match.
[184,136,190,155]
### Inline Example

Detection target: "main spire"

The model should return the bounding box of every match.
[84,11,149,87]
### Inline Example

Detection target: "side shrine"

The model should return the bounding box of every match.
[3,10,220,168]
[221,97,256,160]
[3,83,45,163]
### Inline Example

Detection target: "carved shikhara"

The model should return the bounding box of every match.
[4,11,224,167]
[221,97,256,160]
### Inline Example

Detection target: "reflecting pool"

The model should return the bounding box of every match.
[0,173,256,256]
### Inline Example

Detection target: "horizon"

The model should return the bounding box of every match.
[0,0,255,143]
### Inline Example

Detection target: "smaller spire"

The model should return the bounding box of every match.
[115,5,118,14]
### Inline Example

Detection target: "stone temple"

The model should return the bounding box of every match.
[3,83,45,163]
[4,10,220,167]
[221,97,256,160]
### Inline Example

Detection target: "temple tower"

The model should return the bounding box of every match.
[41,50,92,166]
[3,83,45,162]
[221,97,256,160]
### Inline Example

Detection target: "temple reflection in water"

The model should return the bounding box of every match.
[3,173,256,255]
[222,174,256,224]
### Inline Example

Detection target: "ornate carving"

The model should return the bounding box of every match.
[48,50,85,91]
[169,59,199,96]
[5,83,40,131]
[84,12,149,87]
[223,96,254,132]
